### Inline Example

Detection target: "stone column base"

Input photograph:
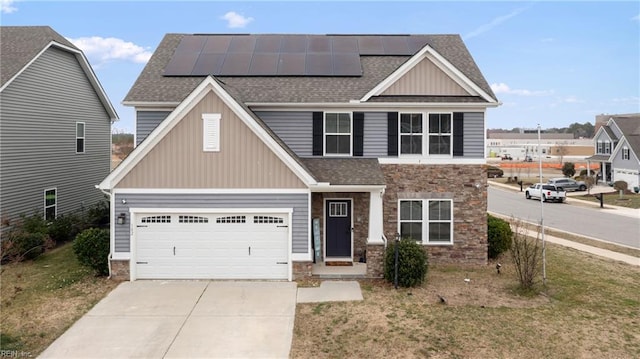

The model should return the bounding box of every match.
[110,259,130,281]
[366,244,385,278]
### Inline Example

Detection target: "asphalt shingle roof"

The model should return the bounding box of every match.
[612,115,640,161]
[301,158,386,185]
[124,33,496,104]
[0,26,78,87]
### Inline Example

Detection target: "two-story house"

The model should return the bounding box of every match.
[99,34,499,281]
[0,26,117,227]
[588,114,640,189]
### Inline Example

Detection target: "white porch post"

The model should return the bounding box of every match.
[368,189,384,244]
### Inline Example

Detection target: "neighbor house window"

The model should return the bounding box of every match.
[622,147,630,160]
[400,113,423,155]
[324,113,351,155]
[202,113,221,152]
[76,122,85,153]
[428,113,451,155]
[44,188,56,221]
[604,141,611,154]
[399,199,453,244]
[597,141,603,154]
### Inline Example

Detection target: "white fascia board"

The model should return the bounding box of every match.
[112,188,310,194]
[291,253,312,261]
[111,252,130,260]
[359,44,498,104]
[378,157,487,165]
[134,106,178,112]
[123,101,181,108]
[248,103,497,112]
[310,184,386,193]
[0,41,119,122]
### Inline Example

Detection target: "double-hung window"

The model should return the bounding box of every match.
[399,199,453,244]
[76,122,85,153]
[622,147,630,160]
[325,113,351,155]
[604,141,611,154]
[428,113,451,155]
[400,113,423,155]
[44,188,57,221]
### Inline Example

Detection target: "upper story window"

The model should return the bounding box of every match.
[324,113,351,155]
[400,113,423,155]
[202,113,221,152]
[622,147,630,160]
[604,141,611,154]
[76,122,85,153]
[597,141,603,154]
[428,113,452,155]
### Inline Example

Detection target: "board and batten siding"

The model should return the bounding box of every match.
[463,112,484,158]
[136,111,171,146]
[0,46,111,222]
[116,92,306,189]
[255,111,313,156]
[114,193,309,253]
[381,57,470,96]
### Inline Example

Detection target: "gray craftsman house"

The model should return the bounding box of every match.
[99,34,499,281]
[588,114,640,190]
[0,26,118,226]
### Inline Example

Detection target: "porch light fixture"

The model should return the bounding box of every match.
[117,213,126,225]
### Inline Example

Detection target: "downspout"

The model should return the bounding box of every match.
[95,185,113,279]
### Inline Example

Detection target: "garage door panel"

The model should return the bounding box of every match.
[135,212,289,280]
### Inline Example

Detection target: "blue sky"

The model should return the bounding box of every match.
[2,1,639,133]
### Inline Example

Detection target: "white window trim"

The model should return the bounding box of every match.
[323,112,352,156]
[76,122,85,154]
[398,198,453,245]
[597,141,603,154]
[604,141,611,154]
[202,113,221,152]
[44,187,57,221]
[622,147,630,160]
[398,112,453,158]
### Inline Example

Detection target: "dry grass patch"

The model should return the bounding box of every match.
[0,242,119,356]
[291,244,640,358]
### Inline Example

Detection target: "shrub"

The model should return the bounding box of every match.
[85,200,110,229]
[488,214,512,259]
[47,214,79,243]
[562,162,575,177]
[613,181,628,192]
[2,231,48,261]
[73,228,110,276]
[384,239,427,287]
[20,212,48,235]
[510,219,542,290]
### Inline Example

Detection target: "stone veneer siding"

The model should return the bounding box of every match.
[110,260,130,281]
[380,164,488,266]
[311,192,370,261]
[366,244,385,277]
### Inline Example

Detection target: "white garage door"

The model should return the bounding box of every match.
[134,212,289,280]
[613,169,639,189]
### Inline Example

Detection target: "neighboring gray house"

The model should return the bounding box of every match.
[99,33,499,281]
[587,114,640,189]
[0,26,118,226]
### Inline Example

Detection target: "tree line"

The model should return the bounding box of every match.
[488,122,595,138]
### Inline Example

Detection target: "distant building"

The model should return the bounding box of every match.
[486,132,593,160]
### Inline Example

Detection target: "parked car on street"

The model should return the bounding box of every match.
[547,177,587,192]
[501,154,512,160]
[487,165,504,178]
[524,155,533,162]
[525,183,567,202]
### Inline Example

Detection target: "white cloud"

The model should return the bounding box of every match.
[561,96,584,104]
[0,0,18,13]
[464,4,533,40]
[220,11,254,28]
[491,82,553,96]
[611,96,640,105]
[67,36,152,66]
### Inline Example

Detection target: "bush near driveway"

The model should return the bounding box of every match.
[73,228,110,276]
[383,238,427,287]
[487,214,512,259]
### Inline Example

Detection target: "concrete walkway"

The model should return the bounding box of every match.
[40,281,297,359]
[297,281,364,303]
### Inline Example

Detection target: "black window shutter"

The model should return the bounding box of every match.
[387,112,398,156]
[353,112,364,156]
[312,112,323,156]
[453,112,464,157]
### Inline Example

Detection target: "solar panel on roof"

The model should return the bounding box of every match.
[202,36,231,53]
[255,36,282,53]
[357,36,384,55]
[281,36,307,53]
[307,36,331,53]
[191,53,225,75]
[305,53,332,75]
[407,35,430,53]
[175,35,207,52]
[164,53,200,76]
[332,53,362,76]
[249,53,279,75]
[220,52,252,75]
[381,36,410,55]
[277,53,305,75]
[228,36,256,53]
[332,36,358,53]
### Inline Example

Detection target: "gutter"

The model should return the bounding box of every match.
[95,185,113,279]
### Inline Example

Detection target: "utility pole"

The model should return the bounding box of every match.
[538,124,547,285]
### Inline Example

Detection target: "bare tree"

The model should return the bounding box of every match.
[510,218,542,290]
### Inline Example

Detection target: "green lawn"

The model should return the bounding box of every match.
[576,192,640,209]
[0,243,118,356]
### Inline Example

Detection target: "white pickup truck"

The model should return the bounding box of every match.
[525,183,567,203]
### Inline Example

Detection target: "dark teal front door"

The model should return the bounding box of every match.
[325,200,352,257]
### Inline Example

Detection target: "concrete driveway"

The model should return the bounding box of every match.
[40,281,297,358]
